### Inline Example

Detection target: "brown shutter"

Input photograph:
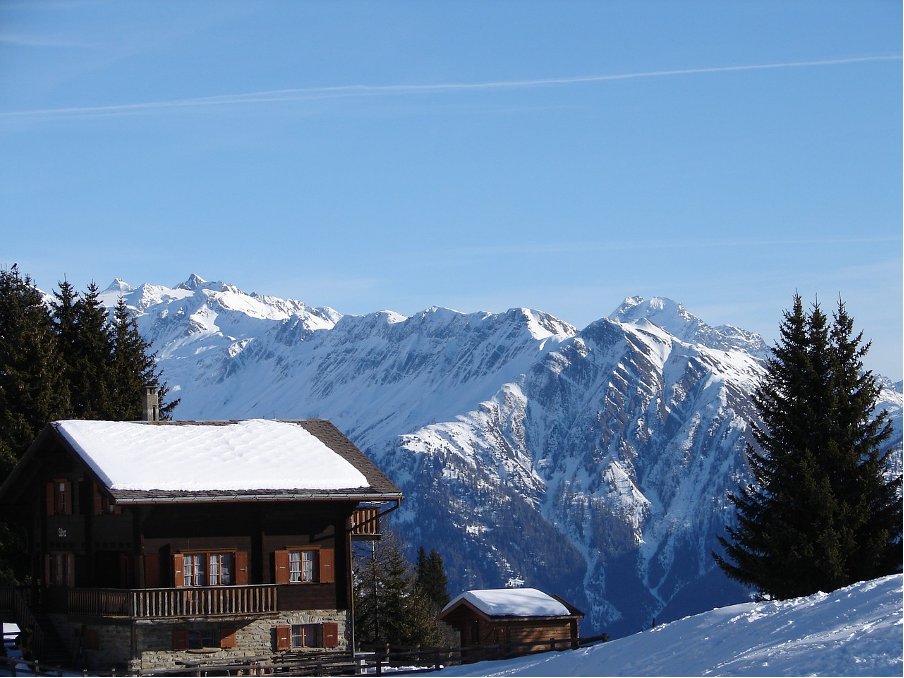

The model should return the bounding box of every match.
[172,630,189,651]
[274,625,291,651]
[220,627,236,649]
[274,550,289,585]
[172,553,184,588]
[319,548,335,584]
[235,551,249,585]
[322,622,339,649]
[44,554,51,585]
[144,553,160,588]
[85,630,100,651]
[46,482,55,515]
[93,484,103,515]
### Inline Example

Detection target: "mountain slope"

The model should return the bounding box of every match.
[99,275,903,637]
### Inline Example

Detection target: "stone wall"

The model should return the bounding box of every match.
[52,610,348,672]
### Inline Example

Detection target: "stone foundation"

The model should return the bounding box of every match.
[52,610,348,672]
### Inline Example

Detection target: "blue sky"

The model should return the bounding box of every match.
[1,1,901,379]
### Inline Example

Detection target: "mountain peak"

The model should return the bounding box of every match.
[610,296,769,357]
[610,296,698,335]
[103,278,134,294]
[176,273,207,291]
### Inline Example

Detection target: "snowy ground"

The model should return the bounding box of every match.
[1,575,900,676]
[438,575,903,677]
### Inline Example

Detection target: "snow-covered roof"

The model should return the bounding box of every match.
[55,419,373,493]
[442,588,573,618]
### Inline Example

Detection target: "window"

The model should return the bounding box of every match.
[289,550,317,583]
[183,554,204,587]
[173,627,236,651]
[291,624,321,648]
[188,628,216,649]
[176,551,243,587]
[208,553,233,586]
[46,479,72,516]
[91,484,120,515]
[275,623,339,651]
[275,548,334,584]
[46,552,74,587]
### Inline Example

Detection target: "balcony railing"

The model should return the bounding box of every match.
[350,507,381,539]
[67,585,279,619]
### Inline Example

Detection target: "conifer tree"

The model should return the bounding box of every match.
[1,269,178,583]
[354,531,443,649]
[0,266,69,583]
[53,281,115,418]
[415,546,451,612]
[0,266,69,472]
[715,294,902,599]
[110,296,179,420]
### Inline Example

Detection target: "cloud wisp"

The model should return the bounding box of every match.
[2,55,900,123]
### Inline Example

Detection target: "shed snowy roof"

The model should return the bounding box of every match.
[442,588,574,619]
[50,419,400,499]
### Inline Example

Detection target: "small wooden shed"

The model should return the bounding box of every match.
[438,588,583,655]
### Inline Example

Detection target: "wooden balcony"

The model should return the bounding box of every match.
[350,506,381,540]
[67,585,279,620]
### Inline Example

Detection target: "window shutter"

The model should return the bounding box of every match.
[172,553,184,588]
[85,630,100,651]
[144,553,160,588]
[274,625,290,651]
[46,482,55,515]
[44,554,51,585]
[93,484,103,515]
[172,630,189,651]
[319,548,335,584]
[274,550,289,585]
[220,627,237,649]
[322,622,339,649]
[235,550,249,585]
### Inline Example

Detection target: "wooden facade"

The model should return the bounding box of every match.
[438,589,583,657]
[0,419,402,672]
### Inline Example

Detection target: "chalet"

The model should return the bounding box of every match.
[438,588,583,656]
[0,417,402,672]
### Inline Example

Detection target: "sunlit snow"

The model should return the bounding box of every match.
[56,419,369,491]
[444,588,571,618]
[438,575,903,677]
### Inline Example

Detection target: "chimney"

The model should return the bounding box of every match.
[142,384,160,422]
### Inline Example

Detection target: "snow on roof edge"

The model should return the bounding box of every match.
[54,419,371,493]
[442,588,573,618]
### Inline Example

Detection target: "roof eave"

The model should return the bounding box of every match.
[110,491,404,505]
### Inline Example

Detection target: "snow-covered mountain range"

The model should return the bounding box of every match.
[98,275,903,638]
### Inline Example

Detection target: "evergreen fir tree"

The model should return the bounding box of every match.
[715,294,902,599]
[0,266,69,584]
[110,296,179,420]
[0,266,69,471]
[80,283,118,416]
[1,269,178,583]
[825,300,900,581]
[415,546,451,612]
[53,281,116,419]
[353,531,443,649]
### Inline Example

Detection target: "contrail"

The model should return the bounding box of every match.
[2,55,899,121]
